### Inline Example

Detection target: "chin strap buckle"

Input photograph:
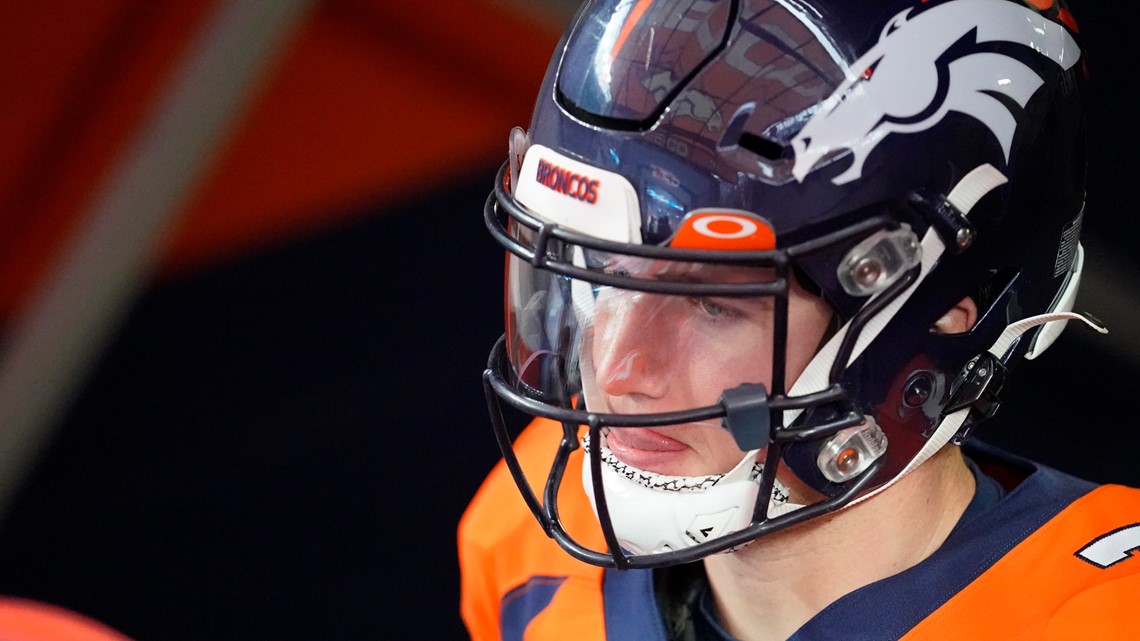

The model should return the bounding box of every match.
[944,353,1007,444]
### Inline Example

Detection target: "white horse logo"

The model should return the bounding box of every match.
[791,0,1080,185]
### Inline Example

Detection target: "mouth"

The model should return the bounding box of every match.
[585,430,761,493]
[604,427,686,464]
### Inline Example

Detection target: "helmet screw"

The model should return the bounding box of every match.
[956,227,974,249]
[854,258,883,287]
[836,447,861,473]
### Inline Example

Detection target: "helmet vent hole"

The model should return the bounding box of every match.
[738,132,789,161]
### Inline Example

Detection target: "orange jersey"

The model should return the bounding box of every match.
[0,597,132,641]
[459,418,1140,641]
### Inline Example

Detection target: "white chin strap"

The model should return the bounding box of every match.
[580,432,801,555]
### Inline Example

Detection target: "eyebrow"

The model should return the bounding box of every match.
[653,265,776,284]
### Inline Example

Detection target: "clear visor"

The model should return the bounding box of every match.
[504,227,788,424]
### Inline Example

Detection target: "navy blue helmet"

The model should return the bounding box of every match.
[483,0,1098,569]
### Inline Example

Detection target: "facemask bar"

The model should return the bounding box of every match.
[483,160,914,568]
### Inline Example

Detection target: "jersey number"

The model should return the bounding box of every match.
[1075,523,1140,569]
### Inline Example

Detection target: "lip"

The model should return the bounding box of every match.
[604,427,690,473]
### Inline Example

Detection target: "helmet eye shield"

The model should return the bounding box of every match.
[496,177,795,423]
[505,251,786,423]
[486,162,882,438]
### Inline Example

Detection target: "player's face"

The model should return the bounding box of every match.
[589,257,832,478]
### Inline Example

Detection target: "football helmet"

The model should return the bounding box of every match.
[482,0,1103,569]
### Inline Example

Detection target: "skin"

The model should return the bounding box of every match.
[592,262,833,478]
[591,262,979,641]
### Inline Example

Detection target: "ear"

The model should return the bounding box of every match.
[931,296,978,335]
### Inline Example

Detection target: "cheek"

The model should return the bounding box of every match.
[590,296,635,356]
[685,323,774,396]
[785,293,834,379]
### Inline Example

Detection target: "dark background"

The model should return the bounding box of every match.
[0,2,1137,640]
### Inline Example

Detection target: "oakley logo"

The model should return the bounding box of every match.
[535,159,600,204]
[693,215,759,240]
[668,210,776,251]
[791,0,1080,185]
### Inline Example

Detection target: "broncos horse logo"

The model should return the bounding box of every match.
[791,0,1080,185]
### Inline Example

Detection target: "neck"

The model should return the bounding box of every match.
[702,447,976,641]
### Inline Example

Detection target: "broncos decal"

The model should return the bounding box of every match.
[791,0,1080,185]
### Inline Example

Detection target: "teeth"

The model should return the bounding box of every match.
[583,432,787,503]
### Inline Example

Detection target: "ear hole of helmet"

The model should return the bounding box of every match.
[971,268,1015,318]
[930,297,978,336]
[928,268,1017,337]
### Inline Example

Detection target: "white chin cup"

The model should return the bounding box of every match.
[580,432,801,555]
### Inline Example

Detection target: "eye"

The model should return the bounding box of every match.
[601,260,632,278]
[696,298,726,317]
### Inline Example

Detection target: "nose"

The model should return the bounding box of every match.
[592,292,672,399]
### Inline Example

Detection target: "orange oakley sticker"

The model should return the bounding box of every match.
[667,210,776,251]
